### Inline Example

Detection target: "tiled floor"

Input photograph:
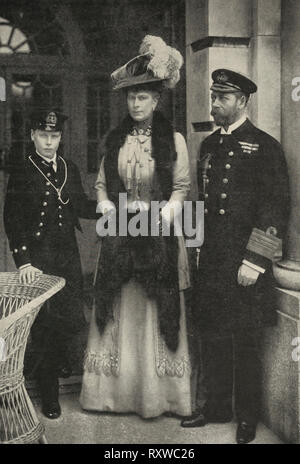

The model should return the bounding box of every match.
[33,393,283,445]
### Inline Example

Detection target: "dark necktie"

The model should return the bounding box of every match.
[41,158,55,175]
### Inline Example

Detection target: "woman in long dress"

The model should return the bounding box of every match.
[80,36,192,419]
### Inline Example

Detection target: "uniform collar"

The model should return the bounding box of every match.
[36,150,57,163]
[35,151,57,170]
[220,115,247,135]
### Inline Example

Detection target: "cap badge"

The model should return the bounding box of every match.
[216,72,228,83]
[46,112,57,126]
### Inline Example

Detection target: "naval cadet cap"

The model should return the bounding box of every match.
[211,69,257,95]
[30,109,68,132]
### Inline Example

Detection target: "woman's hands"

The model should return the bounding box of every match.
[97,200,116,215]
[161,201,182,225]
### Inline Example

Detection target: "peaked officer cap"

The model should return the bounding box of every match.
[211,69,257,95]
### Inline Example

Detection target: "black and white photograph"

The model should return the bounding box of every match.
[0,0,299,447]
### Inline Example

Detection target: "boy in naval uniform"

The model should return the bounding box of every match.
[4,109,98,419]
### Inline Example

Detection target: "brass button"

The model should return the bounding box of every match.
[228,151,234,157]
[41,212,45,216]
[219,209,225,215]
[45,191,50,196]
[21,246,27,251]
[58,205,62,210]
[225,164,231,169]
[205,178,210,184]
[59,215,62,219]
[223,178,229,184]
[59,223,62,227]
[204,208,208,214]
[14,249,18,253]
[205,193,209,198]
[47,172,51,178]
[208,164,212,169]
[43,202,48,207]
[46,181,50,186]
[221,193,227,199]
[36,232,41,237]
[39,223,43,227]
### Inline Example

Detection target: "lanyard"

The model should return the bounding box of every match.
[29,155,70,205]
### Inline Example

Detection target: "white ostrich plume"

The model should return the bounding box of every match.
[139,35,184,89]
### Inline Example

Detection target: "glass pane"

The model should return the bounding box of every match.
[26,141,34,155]
[0,24,12,45]
[10,141,24,167]
[10,28,28,50]
[87,142,98,174]
[34,23,68,56]
[87,86,97,107]
[11,111,24,139]
[50,86,63,107]
[87,109,98,139]
[0,8,69,56]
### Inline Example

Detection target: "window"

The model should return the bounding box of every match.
[87,78,110,173]
[0,5,69,57]
[0,16,30,54]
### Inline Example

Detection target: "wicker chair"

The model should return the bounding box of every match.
[0,272,65,444]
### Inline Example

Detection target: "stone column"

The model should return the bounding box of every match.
[250,0,281,140]
[185,0,252,199]
[273,0,300,290]
[185,0,300,442]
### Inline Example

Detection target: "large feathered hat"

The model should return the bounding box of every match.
[111,35,184,91]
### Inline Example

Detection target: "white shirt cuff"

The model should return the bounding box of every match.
[19,263,31,270]
[242,259,266,274]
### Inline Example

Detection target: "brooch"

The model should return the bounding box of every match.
[131,126,152,137]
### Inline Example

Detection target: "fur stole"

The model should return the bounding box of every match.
[94,111,181,352]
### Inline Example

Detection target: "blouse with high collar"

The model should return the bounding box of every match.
[95,131,190,208]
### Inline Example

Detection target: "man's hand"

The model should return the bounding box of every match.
[237,264,260,287]
[19,265,43,285]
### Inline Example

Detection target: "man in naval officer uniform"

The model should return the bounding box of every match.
[181,70,290,443]
[4,109,98,419]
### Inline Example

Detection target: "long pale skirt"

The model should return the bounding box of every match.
[79,278,192,418]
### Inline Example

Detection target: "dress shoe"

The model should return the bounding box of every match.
[36,372,61,419]
[41,400,61,419]
[181,410,207,428]
[236,421,256,444]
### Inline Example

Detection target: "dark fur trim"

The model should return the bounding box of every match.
[95,112,181,352]
[104,111,177,203]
